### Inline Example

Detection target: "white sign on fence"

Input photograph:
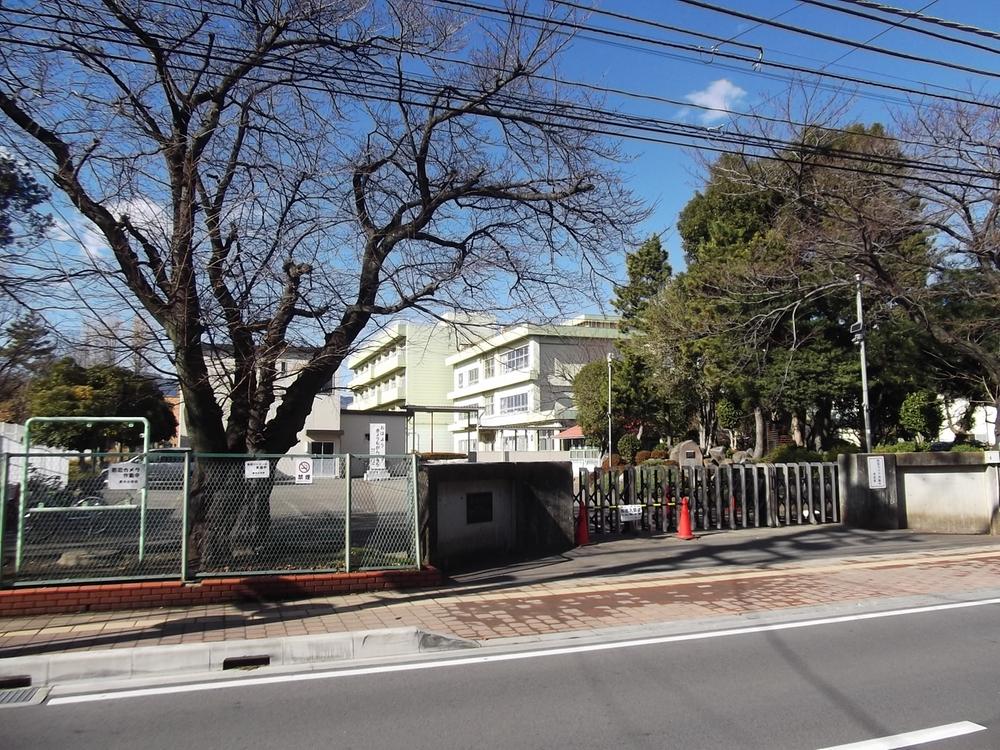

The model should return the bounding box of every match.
[294,458,314,485]
[244,459,270,479]
[867,455,887,490]
[365,422,391,480]
[107,463,146,490]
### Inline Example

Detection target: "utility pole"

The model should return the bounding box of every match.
[852,274,873,452]
[606,352,614,458]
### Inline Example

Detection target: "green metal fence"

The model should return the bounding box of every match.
[0,451,420,586]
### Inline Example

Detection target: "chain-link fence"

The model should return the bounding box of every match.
[1,451,184,584]
[0,451,419,586]
[348,455,419,570]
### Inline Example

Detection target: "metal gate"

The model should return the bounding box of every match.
[576,462,839,536]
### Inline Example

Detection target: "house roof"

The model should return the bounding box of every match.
[555,425,584,440]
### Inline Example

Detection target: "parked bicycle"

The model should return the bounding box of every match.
[23,491,111,542]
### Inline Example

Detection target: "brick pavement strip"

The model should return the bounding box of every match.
[3,547,1000,655]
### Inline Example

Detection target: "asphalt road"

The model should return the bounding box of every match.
[7,597,1000,749]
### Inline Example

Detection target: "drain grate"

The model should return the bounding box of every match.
[0,687,40,707]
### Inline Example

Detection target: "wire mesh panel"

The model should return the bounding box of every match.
[10,452,184,583]
[194,454,347,576]
[348,455,417,570]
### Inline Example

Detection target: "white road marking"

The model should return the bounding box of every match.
[48,596,1000,705]
[817,721,986,749]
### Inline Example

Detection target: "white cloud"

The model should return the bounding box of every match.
[51,216,107,259]
[685,79,746,124]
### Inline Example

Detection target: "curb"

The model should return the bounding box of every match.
[0,627,478,688]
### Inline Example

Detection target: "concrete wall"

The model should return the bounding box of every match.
[419,461,575,568]
[839,452,1000,533]
[340,411,407,456]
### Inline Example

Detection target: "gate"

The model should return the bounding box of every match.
[576,462,839,536]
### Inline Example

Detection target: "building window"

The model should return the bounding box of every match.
[482,400,494,417]
[484,357,494,378]
[466,492,493,524]
[311,441,337,455]
[499,392,529,414]
[502,430,528,451]
[500,345,529,373]
[467,367,479,385]
[457,372,464,388]
[537,429,554,451]
[279,360,288,374]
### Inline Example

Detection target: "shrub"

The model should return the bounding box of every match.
[822,442,861,462]
[635,450,652,464]
[418,452,468,461]
[601,454,624,470]
[873,441,920,454]
[949,442,986,453]
[649,448,667,459]
[617,433,641,464]
[639,458,671,467]
[761,444,823,463]
[899,391,944,443]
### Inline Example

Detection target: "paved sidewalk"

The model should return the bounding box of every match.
[3,527,1000,657]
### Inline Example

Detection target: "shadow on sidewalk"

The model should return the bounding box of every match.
[1,526,995,658]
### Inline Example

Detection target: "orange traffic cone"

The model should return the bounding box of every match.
[575,500,590,546]
[677,496,695,540]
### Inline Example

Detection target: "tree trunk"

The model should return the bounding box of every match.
[791,412,805,447]
[811,401,831,451]
[993,395,1000,449]
[752,406,765,459]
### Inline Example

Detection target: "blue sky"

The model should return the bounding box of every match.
[553,0,1000,273]
[15,0,1000,356]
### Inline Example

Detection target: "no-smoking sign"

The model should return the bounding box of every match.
[295,458,314,485]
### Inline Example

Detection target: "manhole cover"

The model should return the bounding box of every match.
[0,687,46,708]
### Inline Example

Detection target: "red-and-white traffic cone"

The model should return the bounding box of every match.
[677,496,695,540]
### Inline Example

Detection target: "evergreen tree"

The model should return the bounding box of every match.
[27,359,176,454]
[0,313,57,421]
[612,234,672,330]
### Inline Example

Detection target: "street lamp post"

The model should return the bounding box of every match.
[852,273,873,452]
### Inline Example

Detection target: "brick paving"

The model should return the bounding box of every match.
[3,542,1000,657]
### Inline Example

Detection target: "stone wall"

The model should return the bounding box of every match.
[838,451,1000,533]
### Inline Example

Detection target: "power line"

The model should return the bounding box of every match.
[673,0,1000,78]
[2,32,992,191]
[548,0,765,57]
[430,0,1000,111]
[10,4,989,160]
[819,0,940,70]
[4,9,995,179]
[834,0,1000,43]
[1,10,996,188]
[798,0,1000,55]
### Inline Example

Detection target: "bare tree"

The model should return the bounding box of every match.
[0,0,642,453]
[897,99,1000,445]
[0,0,644,563]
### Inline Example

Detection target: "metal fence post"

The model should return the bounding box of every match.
[344,454,352,573]
[0,453,7,586]
[14,452,27,573]
[411,452,421,570]
[180,450,190,581]
[138,449,148,563]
